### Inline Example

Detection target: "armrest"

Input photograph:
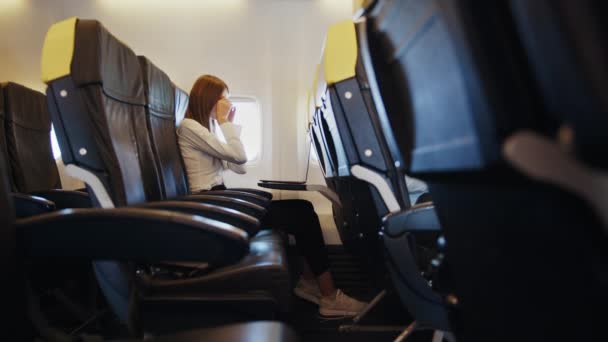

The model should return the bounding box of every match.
[258,182,342,208]
[258,181,307,191]
[136,201,260,236]
[12,193,56,218]
[30,189,91,209]
[229,188,273,200]
[200,190,269,207]
[382,202,441,237]
[16,208,249,266]
[175,195,266,219]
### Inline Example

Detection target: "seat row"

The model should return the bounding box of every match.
[1,17,298,338]
[306,15,448,339]
[0,152,296,340]
[305,0,608,341]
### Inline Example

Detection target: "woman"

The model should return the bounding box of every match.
[177,75,367,317]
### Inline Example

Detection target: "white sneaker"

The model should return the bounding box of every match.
[319,289,368,317]
[293,278,322,305]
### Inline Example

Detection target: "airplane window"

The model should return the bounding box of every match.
[214,96,262,162]
[50,125,61,159]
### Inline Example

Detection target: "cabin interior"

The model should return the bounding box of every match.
[1,0,606,341]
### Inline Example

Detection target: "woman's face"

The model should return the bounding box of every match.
[210,89,230,120]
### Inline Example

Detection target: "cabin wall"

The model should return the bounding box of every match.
[0,0,352,243]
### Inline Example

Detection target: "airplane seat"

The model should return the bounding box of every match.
[0,151,297,341]
[308,63,385,267]
[0,135,25,341]
[509,0,608,169]
[363,0,607,340]
[139,66,272,207]
[1,82,91,213]
[137,56,272,234]
[2,82,60,192]
[41,17,290,334]
[307,101,383,273]
[316,19,449,333]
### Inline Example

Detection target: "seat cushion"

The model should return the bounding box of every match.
[142,229,291,312]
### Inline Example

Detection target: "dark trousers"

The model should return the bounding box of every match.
[209,185,330,276]
[261,199,330,276]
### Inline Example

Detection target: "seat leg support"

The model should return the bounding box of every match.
[338,289,390,333]
[353,289,386,323]
[394,321,417,342]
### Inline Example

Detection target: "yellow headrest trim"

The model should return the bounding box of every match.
[323,20,357,85]
[41,17,77,83]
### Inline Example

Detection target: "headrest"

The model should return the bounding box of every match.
[323,20,357,85]
[138,56,175,118]
[41,17,145,105]
[1,83,50,131]
[175,87,189,126]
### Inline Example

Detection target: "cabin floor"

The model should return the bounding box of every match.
[285,245,432,342]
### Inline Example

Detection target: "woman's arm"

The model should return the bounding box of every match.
[178,120,248,164]
[222,160,247,174]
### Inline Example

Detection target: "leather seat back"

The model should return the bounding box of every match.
[2,83,61,192]
[0,140,22,340]
[0,87,12,190]
[320,18,447,328]
[365,0,539,175]
[510,0,608,169]
[138,56,189,199]
[43,18,160,207]
[364,1,607,340]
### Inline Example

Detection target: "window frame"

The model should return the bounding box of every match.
[227,95,263,165]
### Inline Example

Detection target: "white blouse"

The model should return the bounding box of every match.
[177,118,247,192]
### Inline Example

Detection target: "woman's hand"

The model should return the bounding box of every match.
[215,98,233,124]
[227,106,237,123]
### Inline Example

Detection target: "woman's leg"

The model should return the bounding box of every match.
[261,199,367,315]
[261,200,335,291]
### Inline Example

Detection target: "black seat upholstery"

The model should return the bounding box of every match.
[42,18,289,334]
[0,82,90,213]
[364,0,607,340]
[0,140,24,341]
[306,66,386,283]
[509,0,608,169]
[0,149,297,341]
[2,82,60,193]
[137,56,268,226]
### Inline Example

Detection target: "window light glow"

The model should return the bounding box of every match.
[96,0,246,12]
[0,0,27,12]
[213,96,262,163]
[50,125,62,159]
